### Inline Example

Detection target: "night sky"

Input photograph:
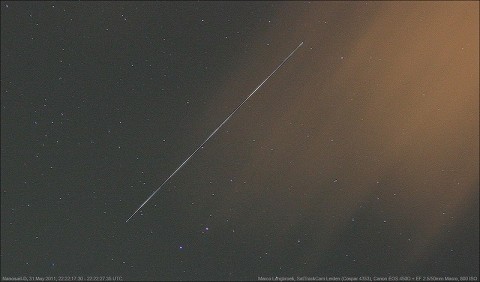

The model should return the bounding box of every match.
[1,1,479,281]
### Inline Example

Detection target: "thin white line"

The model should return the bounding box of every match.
[126,42,303,223]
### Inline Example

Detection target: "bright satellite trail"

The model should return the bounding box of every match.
[126,42,304,223]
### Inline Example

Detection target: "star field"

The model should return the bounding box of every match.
[1,1,479,281]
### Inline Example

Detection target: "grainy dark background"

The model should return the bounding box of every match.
[1,1,478,281]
